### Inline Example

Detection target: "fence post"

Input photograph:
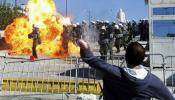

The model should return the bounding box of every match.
[0,56,7,93]
[75,57,80,94]
[162,60,166,85]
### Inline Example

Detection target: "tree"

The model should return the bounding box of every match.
[0,1,24,30]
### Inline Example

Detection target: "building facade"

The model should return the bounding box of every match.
[148,0,175,66]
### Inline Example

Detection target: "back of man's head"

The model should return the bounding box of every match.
[125,42,145,67]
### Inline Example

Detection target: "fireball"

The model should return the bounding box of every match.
[4,0,80,57]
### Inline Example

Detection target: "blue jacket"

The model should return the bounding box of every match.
[80,48,175,100]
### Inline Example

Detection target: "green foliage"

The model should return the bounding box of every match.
[0,1,24,30]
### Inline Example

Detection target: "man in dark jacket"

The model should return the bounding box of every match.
[77,39,174,100]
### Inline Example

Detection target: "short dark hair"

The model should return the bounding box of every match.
[125,42,145,67]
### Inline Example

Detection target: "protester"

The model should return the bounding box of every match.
[76,39,174,100]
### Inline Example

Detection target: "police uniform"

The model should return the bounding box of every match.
[98,25,108,60]
[28,25,41,58]
[114,25,122,53]
[106,24,114,59]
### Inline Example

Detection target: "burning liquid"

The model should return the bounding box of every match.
[4,0,79,57]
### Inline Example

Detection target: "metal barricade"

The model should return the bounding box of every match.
[0,54,130,98]
[147,54,166,84]
[164,56,175,93]
[0,56,102,96]
[96,55,126,67]
[0,53,174,98]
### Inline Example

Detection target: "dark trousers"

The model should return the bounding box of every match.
[32,45,38,58]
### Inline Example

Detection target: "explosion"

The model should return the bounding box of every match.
[4,0,80,57]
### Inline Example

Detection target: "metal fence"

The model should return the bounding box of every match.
[0,54,175,98]
[164,56,175,93]
[0,56,102,96]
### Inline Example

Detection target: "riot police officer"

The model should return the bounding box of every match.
[106,23,114,59]
[28,25,41,59]
[98,25,108,61]
[114,24,122,53]
[72,23,83,43]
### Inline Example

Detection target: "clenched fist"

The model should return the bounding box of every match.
[76,39,89,49]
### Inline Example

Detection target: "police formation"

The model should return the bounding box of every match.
[63,20,149,60]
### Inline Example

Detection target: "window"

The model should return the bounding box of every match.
[153,20,175,37]
[153,7,175,15]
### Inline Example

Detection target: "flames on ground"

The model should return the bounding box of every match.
[4,0,80,58]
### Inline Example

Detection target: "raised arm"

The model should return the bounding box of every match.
[76,39,121,76]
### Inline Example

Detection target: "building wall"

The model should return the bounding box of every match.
[149,0,175,66]
[151,0,175,5]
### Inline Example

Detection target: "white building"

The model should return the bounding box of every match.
[147,0,175,66]
[116,8,126,24]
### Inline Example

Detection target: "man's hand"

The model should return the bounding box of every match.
[76,39,89,49]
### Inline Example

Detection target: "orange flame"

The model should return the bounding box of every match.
[4,0,80,57]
